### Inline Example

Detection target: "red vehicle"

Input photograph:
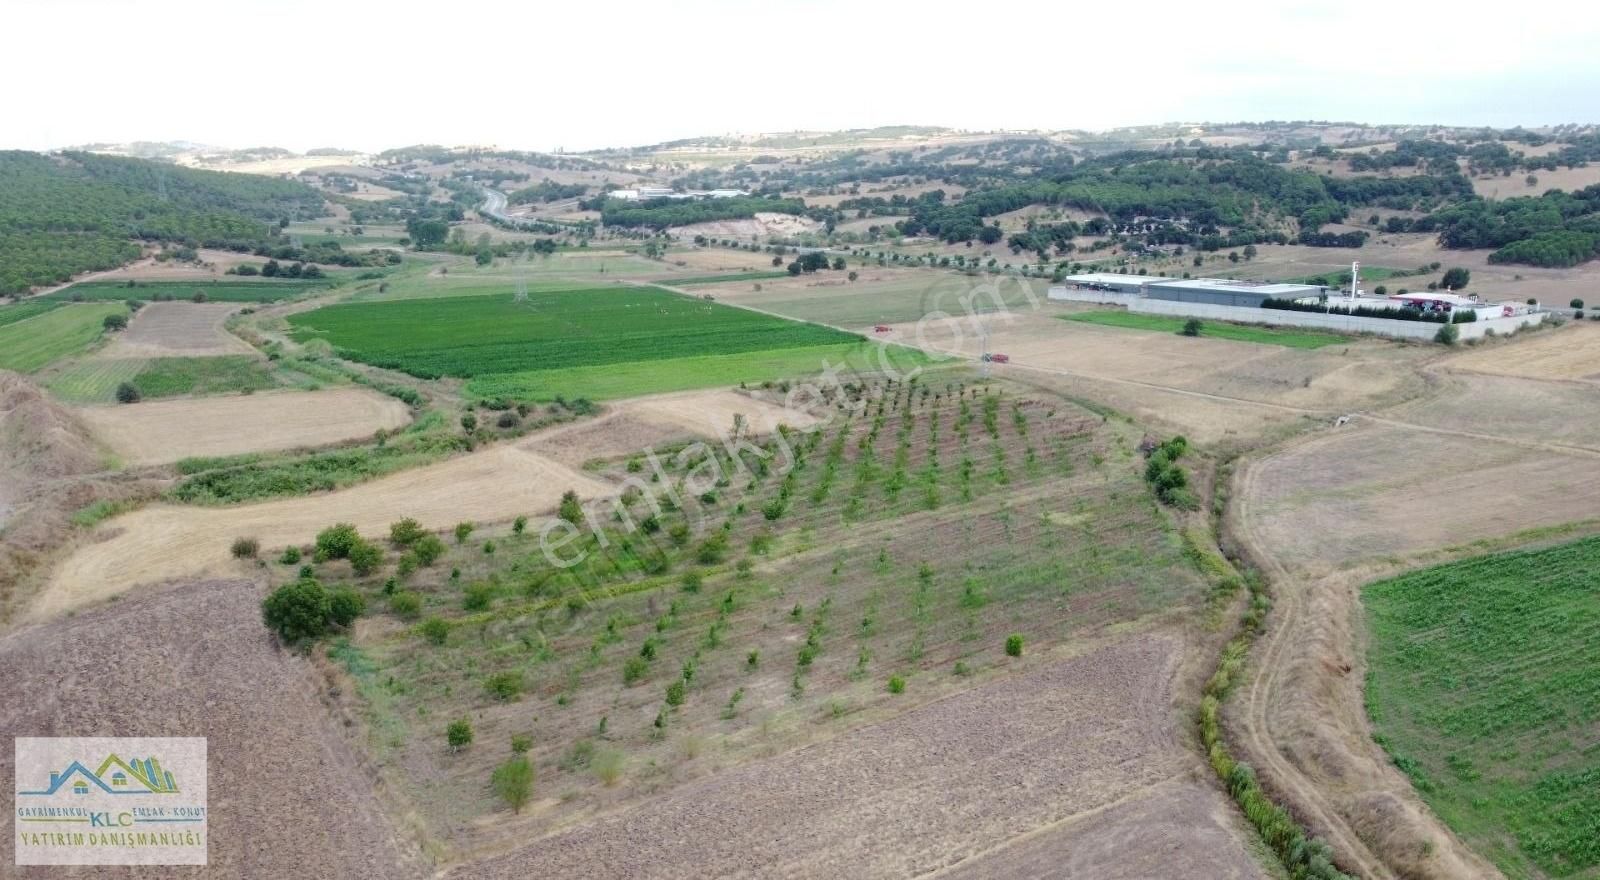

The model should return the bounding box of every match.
[873,324,891,333]
[983,353,1010,364]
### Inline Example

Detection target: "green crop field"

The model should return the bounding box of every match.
[1365,536,1600,879]
[46,355,278,402]
[0,300,63,328]
[288,287,859,380]
[736,274,1052,327]
[668,271,790,285]
[1062,310,1349,349]
[131,356,280,398]
[45,357,149,402]
[48,279,328,303]
[0,303,126,372]
[467,341,941,402]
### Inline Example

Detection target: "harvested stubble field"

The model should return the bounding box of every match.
[1442,321,1600,381]
[308,380,1232,866]
[712,270,1051,329]
[1240,418,1600,574]
[97,301,257,358]
[73,386,413,466]
[0,579,422,878]
[1365,536,1600,880]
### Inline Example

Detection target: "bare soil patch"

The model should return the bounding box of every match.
[34,442,615,620]
[668,212,821,240]
[75,387,413,466]
[448,636,1260,879]
[939,777,1267,880]
[0,578,423,878]
[624,388,819,437]
[98,301,256,358]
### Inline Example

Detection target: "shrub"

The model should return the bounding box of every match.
[411,534,446,566]
[491,756,534,813]
[347,540,383,576]
[696,532,728,564]
[1181,318,1203,337]
[446,717,473,752]
[419,617,449,645]
[389,591,422,620]
[328,587,364,628]
[453,521,474,544]
[558,490,584,526]
[279,546,301,565]
[512,515,527,535]
[463,582,494,611]
[261,579,331,644]
[315,523,362,560]
[664,679,686,707]
[389,517,425,546]
[496,411,519,429]
[460,413,477,431]
[510,734,532,754]
[1434,323,1459,346]
[1570,298,1585,310]
[103,313,128,331]
[115,382,141,404]
[230,536,260,559]
[1005,633,1024,657]
[680,570,703,593]
[591,749,624,786]
[887,674,906,694]
[623,656,649,685]
[484,671,524,701]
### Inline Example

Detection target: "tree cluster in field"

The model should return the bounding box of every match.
[1143,436,1198,511]
[507,179,588,204]
[0,150,324,293]
[596,196,806,230]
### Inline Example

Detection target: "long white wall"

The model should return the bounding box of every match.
[1047,287,1142,307]
[1126,298,1548,341]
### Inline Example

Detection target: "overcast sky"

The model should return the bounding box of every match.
[7,0,1599,153]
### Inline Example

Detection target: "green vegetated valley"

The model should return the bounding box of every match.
[1365,535,1600,879]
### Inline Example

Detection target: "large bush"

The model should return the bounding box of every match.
[261,579,332,644]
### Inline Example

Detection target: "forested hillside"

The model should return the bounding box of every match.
[0,151,326,294]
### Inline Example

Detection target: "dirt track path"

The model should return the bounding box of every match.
[1229,437,1504,880]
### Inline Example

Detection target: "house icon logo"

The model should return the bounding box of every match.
[19,754,181,797]
[14,736,208,866]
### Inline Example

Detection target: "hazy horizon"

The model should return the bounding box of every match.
[9,0,1600,155]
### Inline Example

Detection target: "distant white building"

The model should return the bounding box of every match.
[606,187,749,201]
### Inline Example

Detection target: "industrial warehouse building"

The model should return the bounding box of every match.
[1142,278,1324,308]
[1048,273,1546,341]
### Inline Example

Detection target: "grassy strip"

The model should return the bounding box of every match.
[465,342,942,402]
[49,279,327,303]
[0,303,125,372]
[666,271,790,285]
[1364,536,1600,878]
[1199,454,1354,880]
[0,300,63,327]
[170,428,467,504]
[1062,310,1348,350]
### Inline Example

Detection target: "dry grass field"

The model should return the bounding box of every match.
[1473,164,1600,198]
[33,442,613,620]
[98,302,257,358]
[75,386,413,466]
[1442,321,1600,381]
[0,578,423,879]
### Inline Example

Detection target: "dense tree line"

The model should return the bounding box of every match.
[0,150,325,293]
[507,180,588,204]
[597,196,805,230]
